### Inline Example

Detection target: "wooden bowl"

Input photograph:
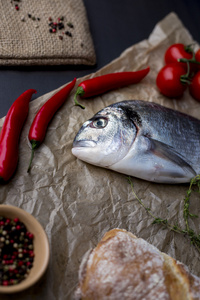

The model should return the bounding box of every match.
[0,204,50,293]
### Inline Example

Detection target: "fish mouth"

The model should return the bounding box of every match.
[72,140,97,148]
[72,140,97,158]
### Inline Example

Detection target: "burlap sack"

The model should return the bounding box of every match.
[0,0,96,66]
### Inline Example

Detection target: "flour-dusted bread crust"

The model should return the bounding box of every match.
[75,229,200,300]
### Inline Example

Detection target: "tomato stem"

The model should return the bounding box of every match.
[184,44,194,54]
[180,61,190,84]
[180,61,192,85]
[74,87,85,109]
[179,44,200,65]
[179,58,200,65]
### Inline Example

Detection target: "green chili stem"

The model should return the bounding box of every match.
[27,140,40,173]
[74,87,85,109]
[27,148,35,173]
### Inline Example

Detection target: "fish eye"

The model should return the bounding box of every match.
[91,117,108,129]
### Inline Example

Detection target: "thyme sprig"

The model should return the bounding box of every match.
[127,176,200,253]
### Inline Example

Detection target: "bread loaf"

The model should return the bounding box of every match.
[75,229,200,300]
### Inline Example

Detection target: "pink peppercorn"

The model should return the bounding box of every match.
[29,233,34,239]
[29,250,35,257]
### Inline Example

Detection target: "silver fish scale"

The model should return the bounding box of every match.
[112,100,200,171]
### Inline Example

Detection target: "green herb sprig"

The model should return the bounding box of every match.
[127,175,200,253]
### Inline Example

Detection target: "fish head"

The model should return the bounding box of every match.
[72,106,137,167]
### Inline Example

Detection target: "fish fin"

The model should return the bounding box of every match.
[148,137,196,177]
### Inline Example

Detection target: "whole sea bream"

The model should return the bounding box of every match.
[72,100,200,184]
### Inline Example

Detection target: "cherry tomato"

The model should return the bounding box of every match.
[165,43,192,65]
[189,71,200,101]
[156,63,187,98]
[164,43,197,72]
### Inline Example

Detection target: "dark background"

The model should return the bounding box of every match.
[0,0,200,118]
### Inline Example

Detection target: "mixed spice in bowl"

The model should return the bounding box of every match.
[0,205,50,293]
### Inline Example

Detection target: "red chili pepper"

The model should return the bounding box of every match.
[0,89,36,183]
[27,78,76,172]
[74,67,150,109]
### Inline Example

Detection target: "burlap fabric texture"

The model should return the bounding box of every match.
[0,0,96,66]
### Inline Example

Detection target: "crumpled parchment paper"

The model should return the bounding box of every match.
[0,12,200,300]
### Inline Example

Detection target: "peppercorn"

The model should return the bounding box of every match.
[58,23,64,30]
[0,216,34,286]
[67,22,74,28]
[65,31,72,37]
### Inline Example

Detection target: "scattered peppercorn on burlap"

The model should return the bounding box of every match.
[0,12,200,300]
[0,0,96,66]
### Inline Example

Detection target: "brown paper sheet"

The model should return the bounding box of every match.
[0,12,200,299]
